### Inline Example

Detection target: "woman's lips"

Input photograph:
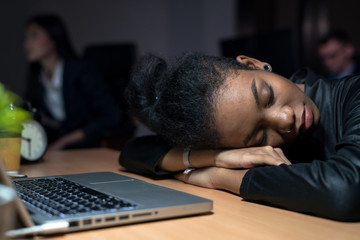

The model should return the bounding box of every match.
[300,104,313,133]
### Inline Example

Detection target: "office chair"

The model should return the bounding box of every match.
[83,43,138,150]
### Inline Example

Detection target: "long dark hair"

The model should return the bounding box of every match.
[126,52,254,149]
[27,14,77,60]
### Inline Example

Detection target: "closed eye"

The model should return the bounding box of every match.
[265,82,274,107]
[259,129,267,146]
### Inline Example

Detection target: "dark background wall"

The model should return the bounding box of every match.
[0,0,236,95]
[0,0,359,96]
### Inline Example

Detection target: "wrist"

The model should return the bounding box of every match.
[212,168,248,194]
[159,148,221,172]
[189,149,220,168]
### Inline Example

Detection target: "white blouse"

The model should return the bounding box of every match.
[40,61,66,121]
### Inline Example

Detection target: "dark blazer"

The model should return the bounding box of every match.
[24,59,121,147]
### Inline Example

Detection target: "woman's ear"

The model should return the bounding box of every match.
[236,55,272,72]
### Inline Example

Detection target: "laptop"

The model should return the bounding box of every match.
[0,160,212,238]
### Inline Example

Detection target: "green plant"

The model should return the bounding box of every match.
[0,83,32,134]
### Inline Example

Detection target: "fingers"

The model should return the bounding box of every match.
[273,148,291,165]
[215,146,291,169]
[250,146,290,166]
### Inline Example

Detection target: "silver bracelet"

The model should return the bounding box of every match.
[182,148,193,169]
[183,168,194,175]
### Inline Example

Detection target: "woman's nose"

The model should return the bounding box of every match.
[264,105,295,133]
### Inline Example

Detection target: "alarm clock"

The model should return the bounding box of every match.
[21,119,48,162]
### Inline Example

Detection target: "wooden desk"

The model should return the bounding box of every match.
[19,148,360,240]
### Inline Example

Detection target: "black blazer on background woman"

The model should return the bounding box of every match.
[24,59,122,148]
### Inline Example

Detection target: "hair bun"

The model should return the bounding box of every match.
[126,54,167,129]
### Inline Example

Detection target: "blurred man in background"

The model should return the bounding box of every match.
[318,30,360,79]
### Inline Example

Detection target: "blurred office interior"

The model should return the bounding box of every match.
[0,0,359,96]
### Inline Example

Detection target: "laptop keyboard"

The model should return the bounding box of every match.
[14,178,137,217]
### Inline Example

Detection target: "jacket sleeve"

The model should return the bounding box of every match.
[240,156,360,221]
[119,135,173,178]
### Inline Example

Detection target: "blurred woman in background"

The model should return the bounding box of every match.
[24,14,121,150]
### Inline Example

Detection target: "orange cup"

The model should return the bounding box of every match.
[0,132,21,174]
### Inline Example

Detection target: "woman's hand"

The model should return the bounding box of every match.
[215,146,291,169]
[159,146,290,172]
[166,146,290,194]
[174,167,249,195]
[48,129,85,150]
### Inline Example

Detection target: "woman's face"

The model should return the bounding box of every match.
[214,69,320,148]
[24,23,56,62]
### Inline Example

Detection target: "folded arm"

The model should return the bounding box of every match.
[119,135,360,221]
[119,135,290,194]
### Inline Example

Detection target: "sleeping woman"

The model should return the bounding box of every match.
[119,53,360,221]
